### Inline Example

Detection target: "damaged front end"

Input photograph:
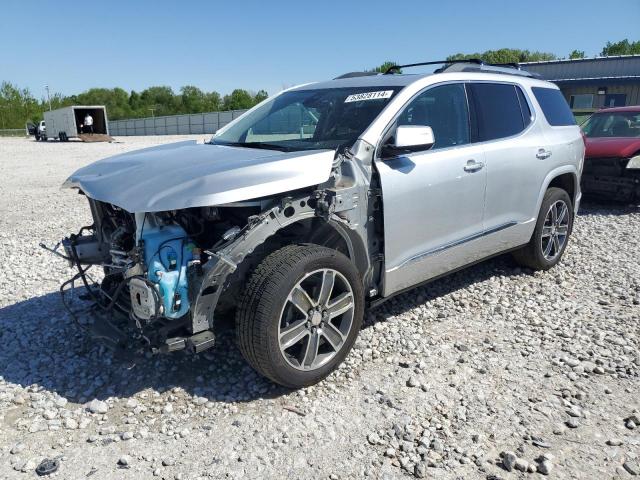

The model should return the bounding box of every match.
[47,164,376,358]
[49,200,262,356]
[582,155,640,202]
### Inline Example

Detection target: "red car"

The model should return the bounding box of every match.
[582,106,640,202]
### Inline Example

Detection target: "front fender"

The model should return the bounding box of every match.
[189,193,363,333]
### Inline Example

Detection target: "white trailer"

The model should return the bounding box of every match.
[40,106,109,141]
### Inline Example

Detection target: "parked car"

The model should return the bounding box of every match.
[34,120,46,141]
[581,106,640,202]
[51,60,584,388]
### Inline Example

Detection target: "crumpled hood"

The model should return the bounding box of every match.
[63,141,335,212]
[585,137,640,159]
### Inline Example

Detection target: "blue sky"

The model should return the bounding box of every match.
[2,0,639,99]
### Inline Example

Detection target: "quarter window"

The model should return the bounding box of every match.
[469,83,526,141]
[397,83,470,149]
[532,87,576,126]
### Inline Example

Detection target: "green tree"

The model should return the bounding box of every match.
[180,85,208,113]
[0,81,44,128]
[222,89,255,110]
[139,86,177,116]
[203,91,222,112]
[447,49,556,64]
[129,90,141,111]
[254,89,269,103]
[600,39,640,56]
[369,61,401,73]
[569,50,585,59]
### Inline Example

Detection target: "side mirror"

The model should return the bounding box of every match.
[383,125,435,157]
[395,125,435,151]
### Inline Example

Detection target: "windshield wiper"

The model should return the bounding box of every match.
[213,141,295,152]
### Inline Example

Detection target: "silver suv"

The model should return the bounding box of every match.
[55,60,584,388]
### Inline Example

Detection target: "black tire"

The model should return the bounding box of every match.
[236,244,364,388]
[512,187,573,270]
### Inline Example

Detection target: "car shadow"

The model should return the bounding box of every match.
[0,256,523,405]
[0,291,289,405]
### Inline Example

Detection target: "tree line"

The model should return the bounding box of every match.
[1,39,639,129]
[0,84,268,129]
[446,38,640,63]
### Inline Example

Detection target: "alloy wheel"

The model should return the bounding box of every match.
[278,268,355,371]
[541,199,570,261]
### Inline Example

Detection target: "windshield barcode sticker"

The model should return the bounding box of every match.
[344,90,394,103]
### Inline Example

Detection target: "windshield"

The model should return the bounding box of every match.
[211,86,402,152]
[582,111,640,138]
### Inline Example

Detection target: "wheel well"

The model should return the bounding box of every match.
[548,173,576,204]
[213,218,354,318]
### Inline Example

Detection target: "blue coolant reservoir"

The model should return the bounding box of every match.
[141,224,194,319]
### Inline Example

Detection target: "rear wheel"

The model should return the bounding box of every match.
[512,187,573,270]
[236,244,364,388]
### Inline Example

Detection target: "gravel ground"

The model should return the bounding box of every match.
[0,136,639,480]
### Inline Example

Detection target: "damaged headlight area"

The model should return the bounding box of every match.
[46,199,257,357]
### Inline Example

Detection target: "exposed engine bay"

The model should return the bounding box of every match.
[50,201,262,355]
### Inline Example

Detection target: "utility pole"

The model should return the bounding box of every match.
[45,85,52,111]
[148,107,156,118]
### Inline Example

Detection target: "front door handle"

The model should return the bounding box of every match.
[536,148,552,160]
[464,159,484,172]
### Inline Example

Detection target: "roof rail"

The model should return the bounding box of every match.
[384,59,483,74]
[333,71,380,80]
[384,59,538,78]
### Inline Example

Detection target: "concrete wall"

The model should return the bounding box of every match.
[108,109,248,136]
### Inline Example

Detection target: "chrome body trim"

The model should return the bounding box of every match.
[387,221,517,273]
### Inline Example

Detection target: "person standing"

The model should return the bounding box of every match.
[84,113,94,134]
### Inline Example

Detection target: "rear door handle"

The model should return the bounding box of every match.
[464,159,484,172]
[536,148,552,160]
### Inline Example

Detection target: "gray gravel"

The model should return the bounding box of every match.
[0,136,639,479]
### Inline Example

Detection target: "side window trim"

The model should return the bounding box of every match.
[466,83,480,143]
[516,85,533,127]
[376,81,472,158]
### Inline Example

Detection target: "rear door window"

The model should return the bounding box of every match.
[468,83,525,141]
[532,87,576,126]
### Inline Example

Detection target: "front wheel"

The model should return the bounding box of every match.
[512,187,573,270]
[236,244,364,388]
